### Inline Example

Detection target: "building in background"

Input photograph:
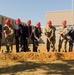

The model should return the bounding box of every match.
[42,10,74,44]
[46,10,74,26]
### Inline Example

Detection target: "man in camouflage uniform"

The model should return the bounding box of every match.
[4,19,14,53]
[45,20,56,52]
[58,20,68,52]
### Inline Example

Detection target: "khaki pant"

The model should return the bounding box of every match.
[5,37,13,52]
[58,38,67,52]
[27,36,32,46]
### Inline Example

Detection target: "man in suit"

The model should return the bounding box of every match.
[26,20,32,51]
[14,18,23,52]
[31,22,42,52]
[0,24,2,51]
[14,18,28,52]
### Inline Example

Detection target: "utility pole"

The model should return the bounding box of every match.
[72,0,74,25]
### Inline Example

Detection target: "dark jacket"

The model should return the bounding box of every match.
[14,24,28,39]
[31,26,42,40]
[67,29,74,40]
[27,26,32,38]
[23,25,28,38]
[14,24,22,38]
[0,24,2,38]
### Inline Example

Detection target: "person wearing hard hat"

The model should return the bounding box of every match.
[3,19,14,53]
[0,24,2,51]
[66,26,74,52]
[58,20,68,52]
[14,18,28,52]
[45,20,56,52]
[26,20,32,51]
[31,22,42,52]
[14,18,24,52]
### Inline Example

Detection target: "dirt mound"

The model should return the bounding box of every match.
[0,52,74,62]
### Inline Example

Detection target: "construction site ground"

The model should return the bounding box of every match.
[0,44,74,75]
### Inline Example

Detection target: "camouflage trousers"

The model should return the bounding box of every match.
[46,39,55,52]
[5,38,13,46]
[58,38,67,52]
[5,38,13,52]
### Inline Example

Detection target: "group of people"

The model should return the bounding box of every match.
[45,20,74,52]
[0,18,42,53]
[0,19,74,53]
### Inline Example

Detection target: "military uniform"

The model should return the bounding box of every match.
[4,24,14,52]
[58,26,68,52]
[26,25,32,51]
[45,26,56,52]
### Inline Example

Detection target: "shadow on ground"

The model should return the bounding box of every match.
[0,60,74,75]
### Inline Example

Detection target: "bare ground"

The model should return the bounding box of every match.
[0,44,74,75]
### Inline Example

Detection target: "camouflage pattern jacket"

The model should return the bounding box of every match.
[58,26,68,40]
[4,24,14,39]
[45,26,56,41]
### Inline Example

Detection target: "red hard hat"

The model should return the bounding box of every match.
[5,19,10,26]
[62,20,67,26]
[36,22,41,27]
[27,20,31,25]
[16,18,21,25]
[47,20,52,26]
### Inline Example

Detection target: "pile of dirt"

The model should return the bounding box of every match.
[0,52,74,62]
